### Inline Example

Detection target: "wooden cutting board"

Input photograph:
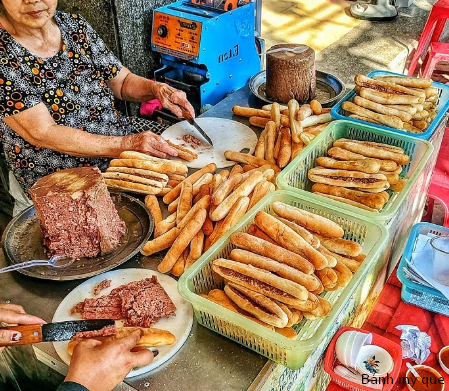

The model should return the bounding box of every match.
[162,117,258,169]
[52,268,193,378]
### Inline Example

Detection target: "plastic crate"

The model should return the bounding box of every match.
[397,223,449,315]
[178,190,389,370]
[324,326,402,391]
[331,70,449,140]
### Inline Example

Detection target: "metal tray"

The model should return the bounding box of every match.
[249,70,345,107]
[1,192,153,281]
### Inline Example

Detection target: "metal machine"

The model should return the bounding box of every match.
[151,0,262,114]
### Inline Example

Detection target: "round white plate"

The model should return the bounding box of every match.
[162,117,258,169]
[52,268,193,378]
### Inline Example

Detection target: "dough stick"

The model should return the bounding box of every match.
[265,121,276,165]
[176,181,193,226]
[212,174,243,206]
[255,128,266,159]
[141,227,181,256]
[172,248,188,277]
[158,209,207,273]
[297,104,313,121]
[230,164,244,176]
[178,195,211,231]
[232,106,271,118]
[291,140,304,160]
[185,230,205,269]
[144,195,162,227]
[271,102,281,130]
[224,151,280,173]
[277,127,292,168]
[310,100,322,115]
[288,99,302,143]
[273,130,282,159]
[342,101,403,129]
[154,212,177,237]
[248,180,272,210]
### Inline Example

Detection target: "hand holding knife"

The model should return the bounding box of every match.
[177,105,214,146]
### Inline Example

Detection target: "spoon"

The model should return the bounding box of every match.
[0,254,75,274]
[406,362,423,385]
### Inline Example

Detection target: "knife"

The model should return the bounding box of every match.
[0,319,115,346]
[182,111,214,146]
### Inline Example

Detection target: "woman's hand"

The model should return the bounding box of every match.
[152,82,196,119]
[121,131,178,159]
[0,304,46,352]
[65,330,154,391]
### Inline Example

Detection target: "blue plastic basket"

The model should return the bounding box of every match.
[331,70,449,140]
[397,222,449,315]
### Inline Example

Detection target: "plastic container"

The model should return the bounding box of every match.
[178,190,389,370]
[324,326,403,391]
[331,70,449,141]
[277,120,434,225]
[397,223,449,315]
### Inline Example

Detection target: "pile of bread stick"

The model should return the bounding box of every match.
[231,100,333,169]
[199,202,365,338]
[140,163,277,275]
[342,74,438,133]
[103,151,188,196]
[307,139,411,211]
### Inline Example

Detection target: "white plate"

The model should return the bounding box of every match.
[162,117,258,169]
[52,268,193,378]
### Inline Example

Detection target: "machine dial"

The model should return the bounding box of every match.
[157,25,168,38]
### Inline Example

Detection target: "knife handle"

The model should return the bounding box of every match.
[0,325,42,346]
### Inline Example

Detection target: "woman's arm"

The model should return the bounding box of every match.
[107,67,195,119]
[2,103,177,159]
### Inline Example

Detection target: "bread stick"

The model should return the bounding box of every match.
[230,164,244,176]
[185,230,204,269]
[154,212,177,237]
[355,74,426,98]
[310,100,322,115]
[288,99,302,143]
[178,195,211,231]
[176,181,193,226]
[271,102,281,130]
[291,140,304,160]
[255,128,266,159]
[297,104,312,121]
[265,121,277,165]
[248,180,272,210]
[141,227,181,256]
[316,156,380,174]
[372,75,432,89]
[232,105,272,118]
[342,101,403,129]
[172,248,188,277]
[165,140,198,162]
[224,151,279,173]
[353,96,412,122]
[277,127,292,168]
[247,223,278,244]
[144,195,163,227]
[359,87,423,105]
[275,217,320,249]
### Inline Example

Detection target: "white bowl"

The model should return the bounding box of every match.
[439,346,449,375]
[355,345,394,377]
[335,331,357,366]
[349,332,373,368]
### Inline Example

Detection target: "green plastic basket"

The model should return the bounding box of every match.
[178,190,389,370]
[276,120,434,224]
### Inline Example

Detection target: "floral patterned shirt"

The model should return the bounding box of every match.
[0,11,132,194]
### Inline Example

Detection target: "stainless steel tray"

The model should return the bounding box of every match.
[249,70,345,107]
[1,192,153,281]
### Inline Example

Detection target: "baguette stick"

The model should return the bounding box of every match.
[105,167,169,183]
[241,165,275,182]
[277,127,292,168]
[304,123,328,135]
[297,104,313,121]
[233,106,271,118]
[158,209,207,273]
[249,116,270,128]
[317,245,337,268]
[219,170,230,179]
[118,151,188,173]
[327,147,398,171]
[303,296,332,320]
[178,195,211,231]
[212,174,243,206]
[230,249,320,291]
[273,131,282,159]
[372,75,432,88]
[334,258,353,287]
[144,195,163,227]
[291,140,304,160]
[300,113,332,128]
[348,114,383,126]
[271,102,281,130]
[168,173,214,213]
[209,196,249,245]
[230,232,314,274]
[353,96,412,122]
[275,302,294,328]
[167,179,181,188]
[403,122,424,134]
[255,128,266,159]
[316,156,380,174]
[275,217,320,249]
[230,164,244,176]
[315,268,338,290]
[385,104,417,115]
[342,101,403,129]
[355,74,426,98]
[316,234,362,257]
[168,173,187,181]
[141,227,181,256]
[224,151,280,173]
[262,103,288,111]
[176,181,193,226]
[185,230,204,269]
[202,214,214,236]
[193,183,210,204]
[247,223,278,244]
[248,180,272,210]
[254,211,328,270]
[265,121,277,165]
[272,201,344,238]
[210,171,264,221]
[314,193,380,212]
[331,252,363,273]
[164,140,198,162]
[359,87,423,105]
[154,213,177,237]
[311,183,388,210]
[310,100,322,115]
[332,140,409,165]
[104,179,161,195]
[163,163,216,204]
[288,99,302,143]
[172,248,188,277]
[157,188,172,196]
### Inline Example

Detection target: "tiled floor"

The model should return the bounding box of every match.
[261,0,362,52]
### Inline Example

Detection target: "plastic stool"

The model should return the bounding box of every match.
[421,42,449,78]
[408,0,449,76]
[422,128,449,227]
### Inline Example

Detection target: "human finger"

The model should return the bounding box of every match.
[0,328,23,344]
[0,304,26,314]
[0,310,45,325]
[130,349,154,368]
[119,329,142,350]
[74,338,102,352]
[145,146,167,159]
[155,142,178,157]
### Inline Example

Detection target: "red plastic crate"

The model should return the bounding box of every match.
[324,326,403,391]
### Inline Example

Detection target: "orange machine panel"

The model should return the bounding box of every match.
[152,12,202,58]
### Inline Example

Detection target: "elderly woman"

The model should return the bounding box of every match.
[0,303,153,391]
[0,0,195,214]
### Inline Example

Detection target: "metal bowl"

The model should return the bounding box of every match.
[249,70,345,107]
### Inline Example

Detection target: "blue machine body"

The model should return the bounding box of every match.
[151,1,261,111]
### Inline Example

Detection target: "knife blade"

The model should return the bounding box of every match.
[183,112,214,146]
[0,319,115,346]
